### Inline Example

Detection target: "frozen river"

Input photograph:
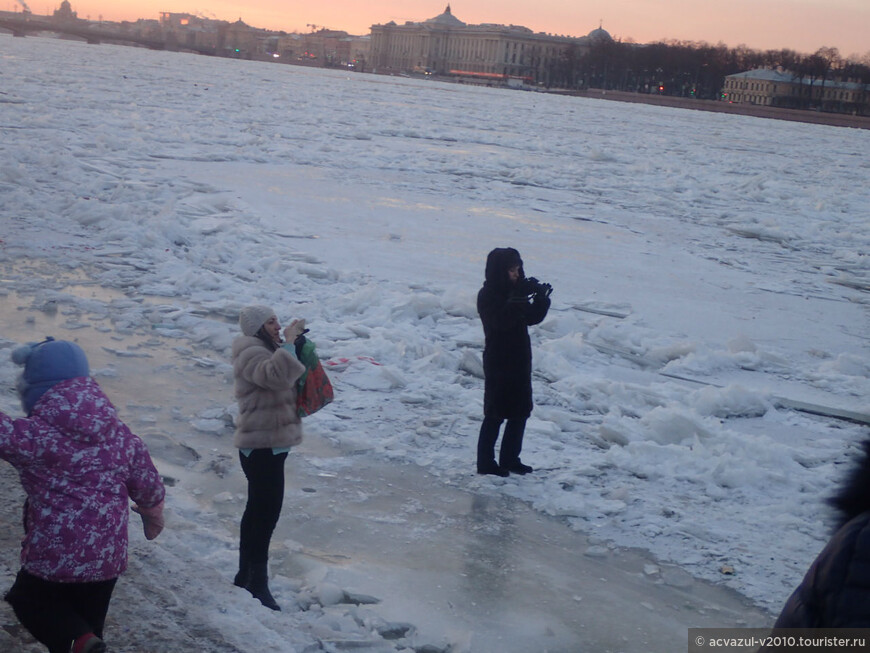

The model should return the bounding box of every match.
[0,287,769,653]
[1,31,867,652]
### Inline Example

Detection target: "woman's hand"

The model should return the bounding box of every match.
[283,319,307,343]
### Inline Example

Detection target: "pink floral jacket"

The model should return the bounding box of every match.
[0,377,165,582]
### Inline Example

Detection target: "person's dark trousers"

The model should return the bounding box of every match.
[498,417,527,469]
[477,414,503,470]
[4,569,117,653]
[239,449,288,565]
[477,415,528,469]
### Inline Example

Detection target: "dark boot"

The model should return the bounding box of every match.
[499,419,529,473]
[504,460,533,475]
[233,550,250,588]
[477,462,509,477]
[246,562,280,611]
[477,416,506,476]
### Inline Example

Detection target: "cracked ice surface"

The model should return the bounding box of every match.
[0,32,867,651]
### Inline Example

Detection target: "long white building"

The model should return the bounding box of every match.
[369,5,611,86]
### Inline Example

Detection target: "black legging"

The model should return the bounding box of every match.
[477,415,527,468]
[239,449,288,564]
[5,569,117,653]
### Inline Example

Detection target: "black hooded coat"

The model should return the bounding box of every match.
[477,248,550,421]
[770,439,870,628]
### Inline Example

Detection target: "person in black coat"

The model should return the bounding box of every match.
[476,247,551,477]
[767,437,870,631]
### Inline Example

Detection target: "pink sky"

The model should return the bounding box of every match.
[12,0,869,58]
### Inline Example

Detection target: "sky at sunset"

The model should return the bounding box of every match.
[7,0,869,58]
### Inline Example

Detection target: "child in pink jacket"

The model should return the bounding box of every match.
[1,338,165,653]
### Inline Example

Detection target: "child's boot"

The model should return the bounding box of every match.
[73,632,108,653]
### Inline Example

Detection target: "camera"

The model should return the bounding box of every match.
[519,277,553,298]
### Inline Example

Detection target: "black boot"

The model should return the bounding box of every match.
[246,562,280,611]
[477,461,509,477]
[504,460,533,475]
[233,550,250,588]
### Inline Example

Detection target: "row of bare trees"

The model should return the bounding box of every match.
[546,39,870,113]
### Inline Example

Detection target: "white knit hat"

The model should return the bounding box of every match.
[239,305,275,337]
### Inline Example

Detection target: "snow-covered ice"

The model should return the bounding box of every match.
[0,33,868,651]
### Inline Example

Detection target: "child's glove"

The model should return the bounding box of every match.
[132,500,165,540]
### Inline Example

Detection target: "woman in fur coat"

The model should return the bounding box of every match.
[769,437,870,628]
[476,247,551,477]
[232,305,306,611]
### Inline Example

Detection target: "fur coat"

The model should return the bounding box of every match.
[232,335,306,450]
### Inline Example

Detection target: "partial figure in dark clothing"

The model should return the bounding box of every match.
[476,247,551,477]
[767,437,870,632]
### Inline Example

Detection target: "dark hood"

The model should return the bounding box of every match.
[829,438,870,532]
[483,247,524,294]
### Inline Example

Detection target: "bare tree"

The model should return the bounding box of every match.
[566,38,869,113]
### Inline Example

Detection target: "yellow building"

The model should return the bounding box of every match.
[370,4,609,86]
[723,69,869,114]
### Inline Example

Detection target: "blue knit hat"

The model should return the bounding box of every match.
[12,337,90,415]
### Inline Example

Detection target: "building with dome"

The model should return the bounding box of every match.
[369,5,611,87]
[52,0,78,22]
[585,25,612,44]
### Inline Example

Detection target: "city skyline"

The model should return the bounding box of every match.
[8,0,869,59]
